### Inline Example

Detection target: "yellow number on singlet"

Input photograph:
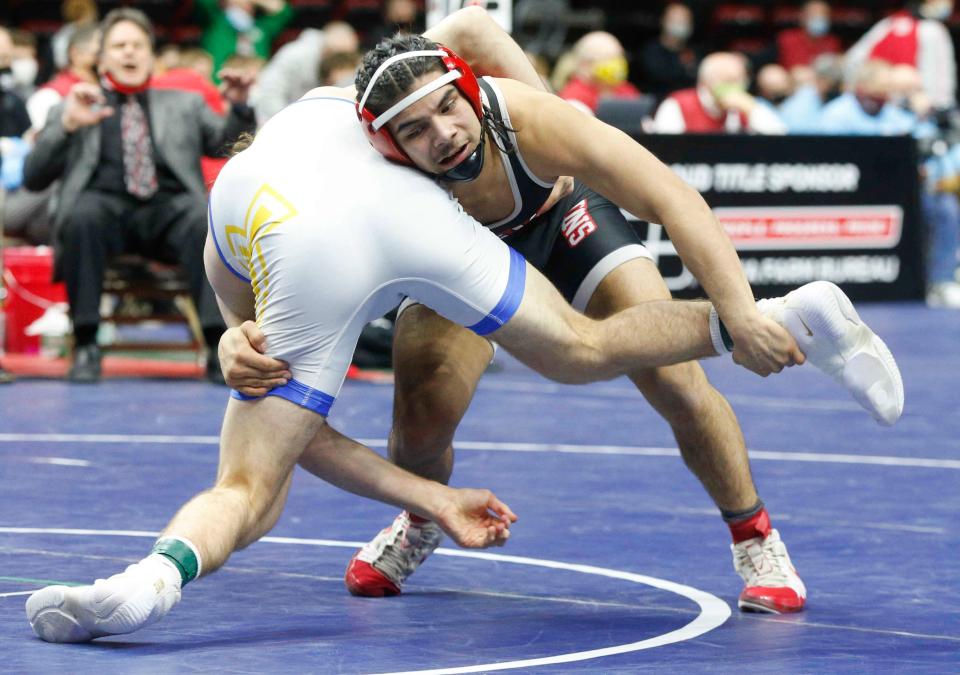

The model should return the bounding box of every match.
[224,184,298,313]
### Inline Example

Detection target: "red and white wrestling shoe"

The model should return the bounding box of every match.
[345,511,444,597]
[732,529,807,614]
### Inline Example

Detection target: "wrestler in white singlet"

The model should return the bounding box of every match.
[208,93,526,415]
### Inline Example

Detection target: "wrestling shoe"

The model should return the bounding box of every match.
[732,529,806,614]
[759,281,904,426]
[26,554,181,642]
[345,511,444,597]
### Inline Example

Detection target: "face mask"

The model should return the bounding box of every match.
[592,57,628,87]
[805,17,830,37]
[920,1,953,21]
[225,6,255,32]
[712,82,747,101]
[856,93,887,116]
[11,58,38,87]
[665,21,692,41]
[0,67,13,93]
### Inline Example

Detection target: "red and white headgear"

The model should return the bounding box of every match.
[356,44,483,165]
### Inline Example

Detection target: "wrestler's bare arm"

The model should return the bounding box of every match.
[489,79,792,359]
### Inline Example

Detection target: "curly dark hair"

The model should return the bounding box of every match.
[356,33,516,155]
[355,34,447,116]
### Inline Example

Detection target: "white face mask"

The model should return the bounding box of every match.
[225,6,255,32]
[11,58,38,87]
[665,21,692,41]
[920,0,953,21]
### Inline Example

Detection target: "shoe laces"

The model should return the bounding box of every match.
[369,512,443,585]
[732,530,794,587]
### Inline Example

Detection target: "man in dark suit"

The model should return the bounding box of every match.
[23,8,256,383]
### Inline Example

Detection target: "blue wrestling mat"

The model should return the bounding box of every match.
[1,301,957,673]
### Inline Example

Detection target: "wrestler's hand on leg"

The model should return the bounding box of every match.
[432,488,518,549]
[219,320,291,395]
[728,314,805,377]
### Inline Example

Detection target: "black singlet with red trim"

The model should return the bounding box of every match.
[477,77,557,239]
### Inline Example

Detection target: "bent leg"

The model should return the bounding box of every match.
[162,395,325,574]
[26,396,324,643]
[387,304,493,483]
[584,258,757,512]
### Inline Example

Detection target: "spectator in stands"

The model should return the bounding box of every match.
[365,0,422,49]
[155,44,183,76]
[819,60,917,134]
[821,59,960,306]
[756,63,794,107]
[0,25,32,202]
[653,51,787,134]
[777,1,842,79]
[888,65,960,307]
[845,0,956,110]
[51,0,99,71]
[8,30,39,101]
[22,8,256,383]
[251,21,359,126]
[318,51,361,88]
[0,28,31,139]
[640,2,701,98]
[152,48,228,189]
[6,26,99,247]
[26,25,99,132]
[558,31,641,115]
[778,53,845,133]
[195,0,293,77]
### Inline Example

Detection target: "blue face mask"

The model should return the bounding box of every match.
[225,6,254,32]
[805,16,830,37]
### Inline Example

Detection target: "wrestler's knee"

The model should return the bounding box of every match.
[632,360,717,423]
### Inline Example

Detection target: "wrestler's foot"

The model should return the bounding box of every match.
[759,281,904,426]
[26,555,181,642]
[345,511,444,597]
[733,529,806,614]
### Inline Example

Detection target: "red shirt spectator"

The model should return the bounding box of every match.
[777,0,842,70]
[778,28,842,70]
[151,55,228,188]
[558,76,641,114]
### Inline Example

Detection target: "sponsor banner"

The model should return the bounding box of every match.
[714,205,903,250]
[634,135,924,301]
[426,0,512,31]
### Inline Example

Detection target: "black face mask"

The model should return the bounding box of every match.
[438,125,486,183]
[823,86,842,103]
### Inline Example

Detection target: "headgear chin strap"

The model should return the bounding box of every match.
[356,45,484,174]
[438,124,485,182]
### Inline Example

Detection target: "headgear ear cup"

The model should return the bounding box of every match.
[356,44,484,166]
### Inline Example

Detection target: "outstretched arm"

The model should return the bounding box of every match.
[496,79,800,372]
[298,423,517,548]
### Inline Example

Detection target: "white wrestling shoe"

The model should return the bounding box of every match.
[26,555,181,643]
[732,529,807,613]
[344,511,444,597]
[759,281,904,426]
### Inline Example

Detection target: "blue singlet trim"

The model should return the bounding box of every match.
[468,247,526,336]
[231,378,336,416]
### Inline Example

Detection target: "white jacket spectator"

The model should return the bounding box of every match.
[250,22,358,126]
[845,1,956,109]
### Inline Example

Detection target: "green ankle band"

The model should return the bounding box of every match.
[152,537,200,585]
